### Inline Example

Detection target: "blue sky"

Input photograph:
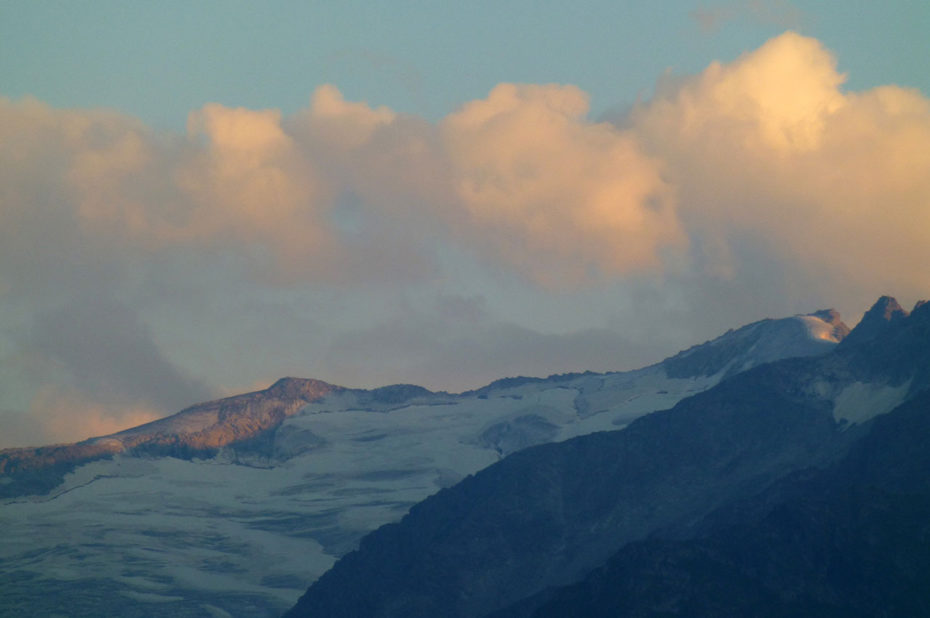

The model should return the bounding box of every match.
[3,1,927,126]
[1,1,929,448]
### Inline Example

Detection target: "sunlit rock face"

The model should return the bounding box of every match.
[0,378,337,497]
[285,297,930,618]
[0,307,853,616]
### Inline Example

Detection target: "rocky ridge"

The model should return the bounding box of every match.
[0,378,336,498]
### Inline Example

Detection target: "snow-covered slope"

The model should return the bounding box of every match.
[0,309,848,617]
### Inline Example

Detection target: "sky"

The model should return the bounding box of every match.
[1,1,929,448]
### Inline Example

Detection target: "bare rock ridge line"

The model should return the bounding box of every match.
[111,377,337,450]
[0,377,336,496]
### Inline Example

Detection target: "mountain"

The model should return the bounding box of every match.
[0,377,337,498]
[496,389,930,617]
[838,294,908,348]
[284,297,929,617]
[0,309,845,617]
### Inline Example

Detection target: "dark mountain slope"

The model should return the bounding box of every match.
[285,361,853,617]
[507,389,930,618]
[286,297,928,618]
[838,294,908,348]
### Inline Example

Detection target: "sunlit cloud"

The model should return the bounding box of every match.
[29,386,162,447]
[441,83,686,286]
[691,1,803,34]
[632,31,930,297]
[2,31,929,447]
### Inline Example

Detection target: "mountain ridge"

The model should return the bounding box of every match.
[0,377,337,497]
[0,305,863,616]
[284,296,929,617]
[0,309,849,499]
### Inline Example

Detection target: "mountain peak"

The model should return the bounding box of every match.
[266,377,339,400]
[872,295,908,320]
[662,309,847,379]
[0,376,340,497]
[841,295,909,347]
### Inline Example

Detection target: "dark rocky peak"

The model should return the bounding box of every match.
[840,296,909,348]
[832,296,930,394]
[336,383,440,408]
[871,295,909,320]
[266,377,340,400]
[367,383,433,404]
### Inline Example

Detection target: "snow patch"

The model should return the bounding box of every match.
[832,381,910,425]
[798,315,842,343]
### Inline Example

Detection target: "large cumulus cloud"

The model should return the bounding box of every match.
[2,31,929,447]
[632,31,930,301]
[440,83,684,285]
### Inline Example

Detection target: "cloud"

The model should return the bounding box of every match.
[0,293,211,449]
[2,31,929,447]
[320,294,662,392]
[0,387,163,449]
[691,1,803,34]
[631,31,930,303]
[440,84,686,286]
[27,294,211,411]
[5,32,928,298]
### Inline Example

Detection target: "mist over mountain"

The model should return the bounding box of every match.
[1,308,849,616]
[285,297,930,617]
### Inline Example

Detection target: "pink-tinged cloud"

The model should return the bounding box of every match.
[2,31,930,447]
[28,385,163,447]
[4,33,928,296]
[691,1,804,34]
[632,31,930,296]
[440,83,686,286]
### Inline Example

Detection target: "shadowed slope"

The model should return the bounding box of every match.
[504,389,930,617]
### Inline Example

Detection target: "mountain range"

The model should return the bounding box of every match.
[2,298,925,616]
[285,296,930,617]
